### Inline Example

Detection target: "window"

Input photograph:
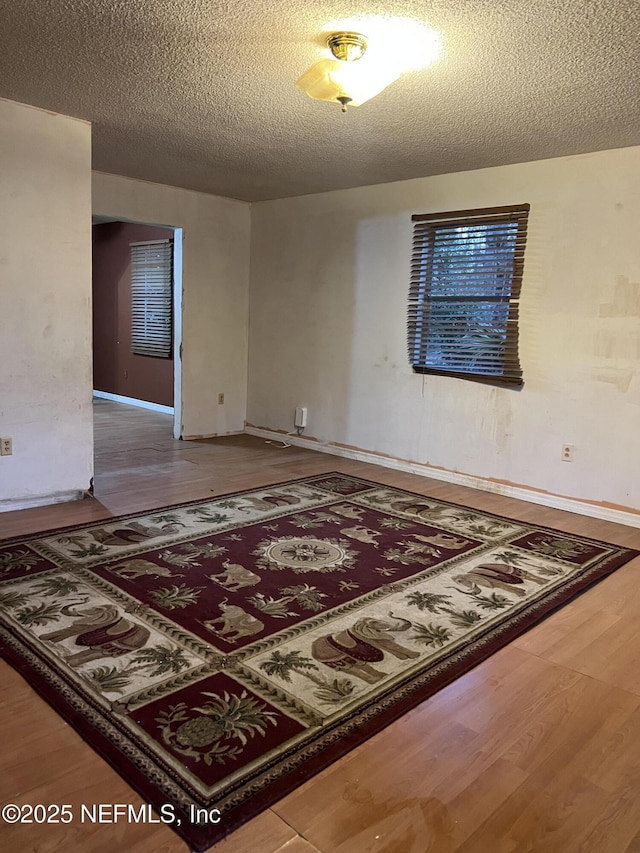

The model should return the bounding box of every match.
[130,239,173,358]
[407,204,529,386]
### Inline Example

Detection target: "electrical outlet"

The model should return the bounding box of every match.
[0,437,12,456]
[218,393,225,405]
[561,444,573,462]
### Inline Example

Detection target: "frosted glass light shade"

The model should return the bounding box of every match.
[297,57,401,107]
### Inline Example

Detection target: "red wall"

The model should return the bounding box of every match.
[92,222,174,407]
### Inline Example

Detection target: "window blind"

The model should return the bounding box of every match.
[408,204,529,386]
[130,239,173,358]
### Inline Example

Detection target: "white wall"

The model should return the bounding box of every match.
[92,173,251,439]
[0,98,93,508]
[248,147,640,517]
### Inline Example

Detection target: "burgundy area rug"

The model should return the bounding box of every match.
[0,474,637,850]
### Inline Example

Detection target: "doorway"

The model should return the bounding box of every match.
[91,218,183,440]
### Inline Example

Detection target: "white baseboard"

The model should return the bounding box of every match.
[93,390,174,415]
[182,431,245,440]
[245,427,640,529]
[0,490,87,514]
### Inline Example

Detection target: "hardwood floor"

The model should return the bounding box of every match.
[1,398,639,852]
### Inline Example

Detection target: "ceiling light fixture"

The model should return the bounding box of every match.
[297,31,402,113]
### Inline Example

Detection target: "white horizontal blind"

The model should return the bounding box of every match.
[130,239,173,358]
[408,205,529,387]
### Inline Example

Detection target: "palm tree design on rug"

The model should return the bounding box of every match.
[380,517,414,531]
[15,601,64,628]
[56,537,109,559]
[149,512,183,525]
[149,584,202,610]
[382,541,440,566]
[185,506,230,524]
[156,541,228,567]
[0,589,30,609]
[157,549,202,569]
[248,593,299,619]
[411,622,452,647]
[31,576,83,597]
[473,592,512,609]
[282,584,327,611]
[406,586,510,613]
[260,650,355,704]
[249,584,328,618]
[86,644,193,694]
[494,548,565,579]
[406,591,483,629]
[289,512,339,529]
[0,549,41,575]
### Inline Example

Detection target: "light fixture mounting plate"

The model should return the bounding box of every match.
[327,32,367,62]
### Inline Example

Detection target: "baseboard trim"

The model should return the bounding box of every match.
[245,427,640,529]
[0,490,87,513]
[93,390,174,415]
[182,431,245,441]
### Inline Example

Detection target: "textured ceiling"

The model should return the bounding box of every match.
[1,0,639,201]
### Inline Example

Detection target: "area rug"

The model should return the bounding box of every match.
[0,474,636,850]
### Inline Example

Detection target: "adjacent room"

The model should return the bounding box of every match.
[0,1,639,852]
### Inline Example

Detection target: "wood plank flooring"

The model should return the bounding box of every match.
[0,398,638,852]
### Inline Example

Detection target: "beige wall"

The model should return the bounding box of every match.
[248,147,640,515]
[0,98,93,508]
[92,172,251,439]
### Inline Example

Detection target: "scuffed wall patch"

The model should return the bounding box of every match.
[599,276,640,318]
[594,369,634,393]
[592,279,639,393]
